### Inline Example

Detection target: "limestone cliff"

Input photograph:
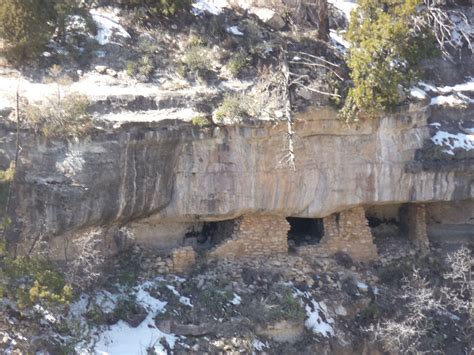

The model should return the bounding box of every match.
[1,101,472,253]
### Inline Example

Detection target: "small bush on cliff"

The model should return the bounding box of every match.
[25,93,93,137]
[0,162,15,214]
[0,254,73,309]
[342,0,436,121]
[213,93,248,123]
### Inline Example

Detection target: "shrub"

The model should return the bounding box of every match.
[0,0,55,64]
[0,254,73,309]
[0,162,15,214]
[213,93,247,123]
[114,0,192,18]
[241,285,305,324]
[127,56,155,79]
[182,46,210,73]
[343,0,435,120]
[199,287,232,314]
[25,93,93,137]
[227,51,249,77]
[191,115,210,127]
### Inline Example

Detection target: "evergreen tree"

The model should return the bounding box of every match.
[342,0,435,119]
[0,0,55,64]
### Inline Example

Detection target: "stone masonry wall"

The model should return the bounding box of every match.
[209,215,289,259]
[298,207,378,262]
[400,204,429,251]
[170,246,197,273]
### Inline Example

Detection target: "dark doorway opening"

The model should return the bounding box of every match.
[287,217,324,247]
[184,220,235,252]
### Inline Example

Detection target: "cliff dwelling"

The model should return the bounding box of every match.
[286,217,324,248]
[0,0,473,351]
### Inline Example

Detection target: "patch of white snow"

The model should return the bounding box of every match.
[90,8,130,45]
[253,339,269,351]
[227,26,244,36]
[230,293,241,305]
[33,305,57,324]
[410,87,428,100]
[95,282,174,355]
[305,300,335,337]
[430,94,470,107]
[166,284,193,307]
[431,130,474,155]
[437,78,474,93]
[192,0,228,15]
[330,30,350,49]
[328,0,358,21]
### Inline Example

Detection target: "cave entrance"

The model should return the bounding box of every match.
[365,205,415,257]
[287,217,324,247]
[365,205,402,240]
[184,220,235,252]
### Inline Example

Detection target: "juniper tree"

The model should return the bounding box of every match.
[0,0,55,63]
[342,0,435,120]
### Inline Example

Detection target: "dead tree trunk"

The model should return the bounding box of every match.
[280,50,296,171]
[317,0,330,42]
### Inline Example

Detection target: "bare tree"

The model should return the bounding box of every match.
[68,228,106,290]
[370,248,472,353]
[413,1,473,60]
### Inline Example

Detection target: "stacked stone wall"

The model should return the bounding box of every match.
[209,215,289,259]
[400,204,429,251]
[170,246,197,273]
[298,207,378,262]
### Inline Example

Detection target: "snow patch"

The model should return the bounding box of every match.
[305,300,335,337]
[292,287,335,337]
[437,78,474,93]
[431,130,474,155]
[230,293,241,305]
[330,30,350,49]
[166,285,193,307]
[430,94,471,107]
[95,282,175,355]
[253,339,269,351]
[90,8,130,45]
[192,0,228,15]
[328,0,358,21]
[33,305,57,324]
[417,78,474,107]
[410,87,428,100]
[227,26,244,36]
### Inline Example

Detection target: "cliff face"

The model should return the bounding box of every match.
[2,102,472,250]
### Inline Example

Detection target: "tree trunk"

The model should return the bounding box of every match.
[317,0,330,42]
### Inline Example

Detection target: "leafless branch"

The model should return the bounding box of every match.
[413,2,473,60]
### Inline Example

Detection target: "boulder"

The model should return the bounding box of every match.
[251,7,286,30]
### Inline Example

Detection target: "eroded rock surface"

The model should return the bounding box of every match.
[1,103,473,252]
